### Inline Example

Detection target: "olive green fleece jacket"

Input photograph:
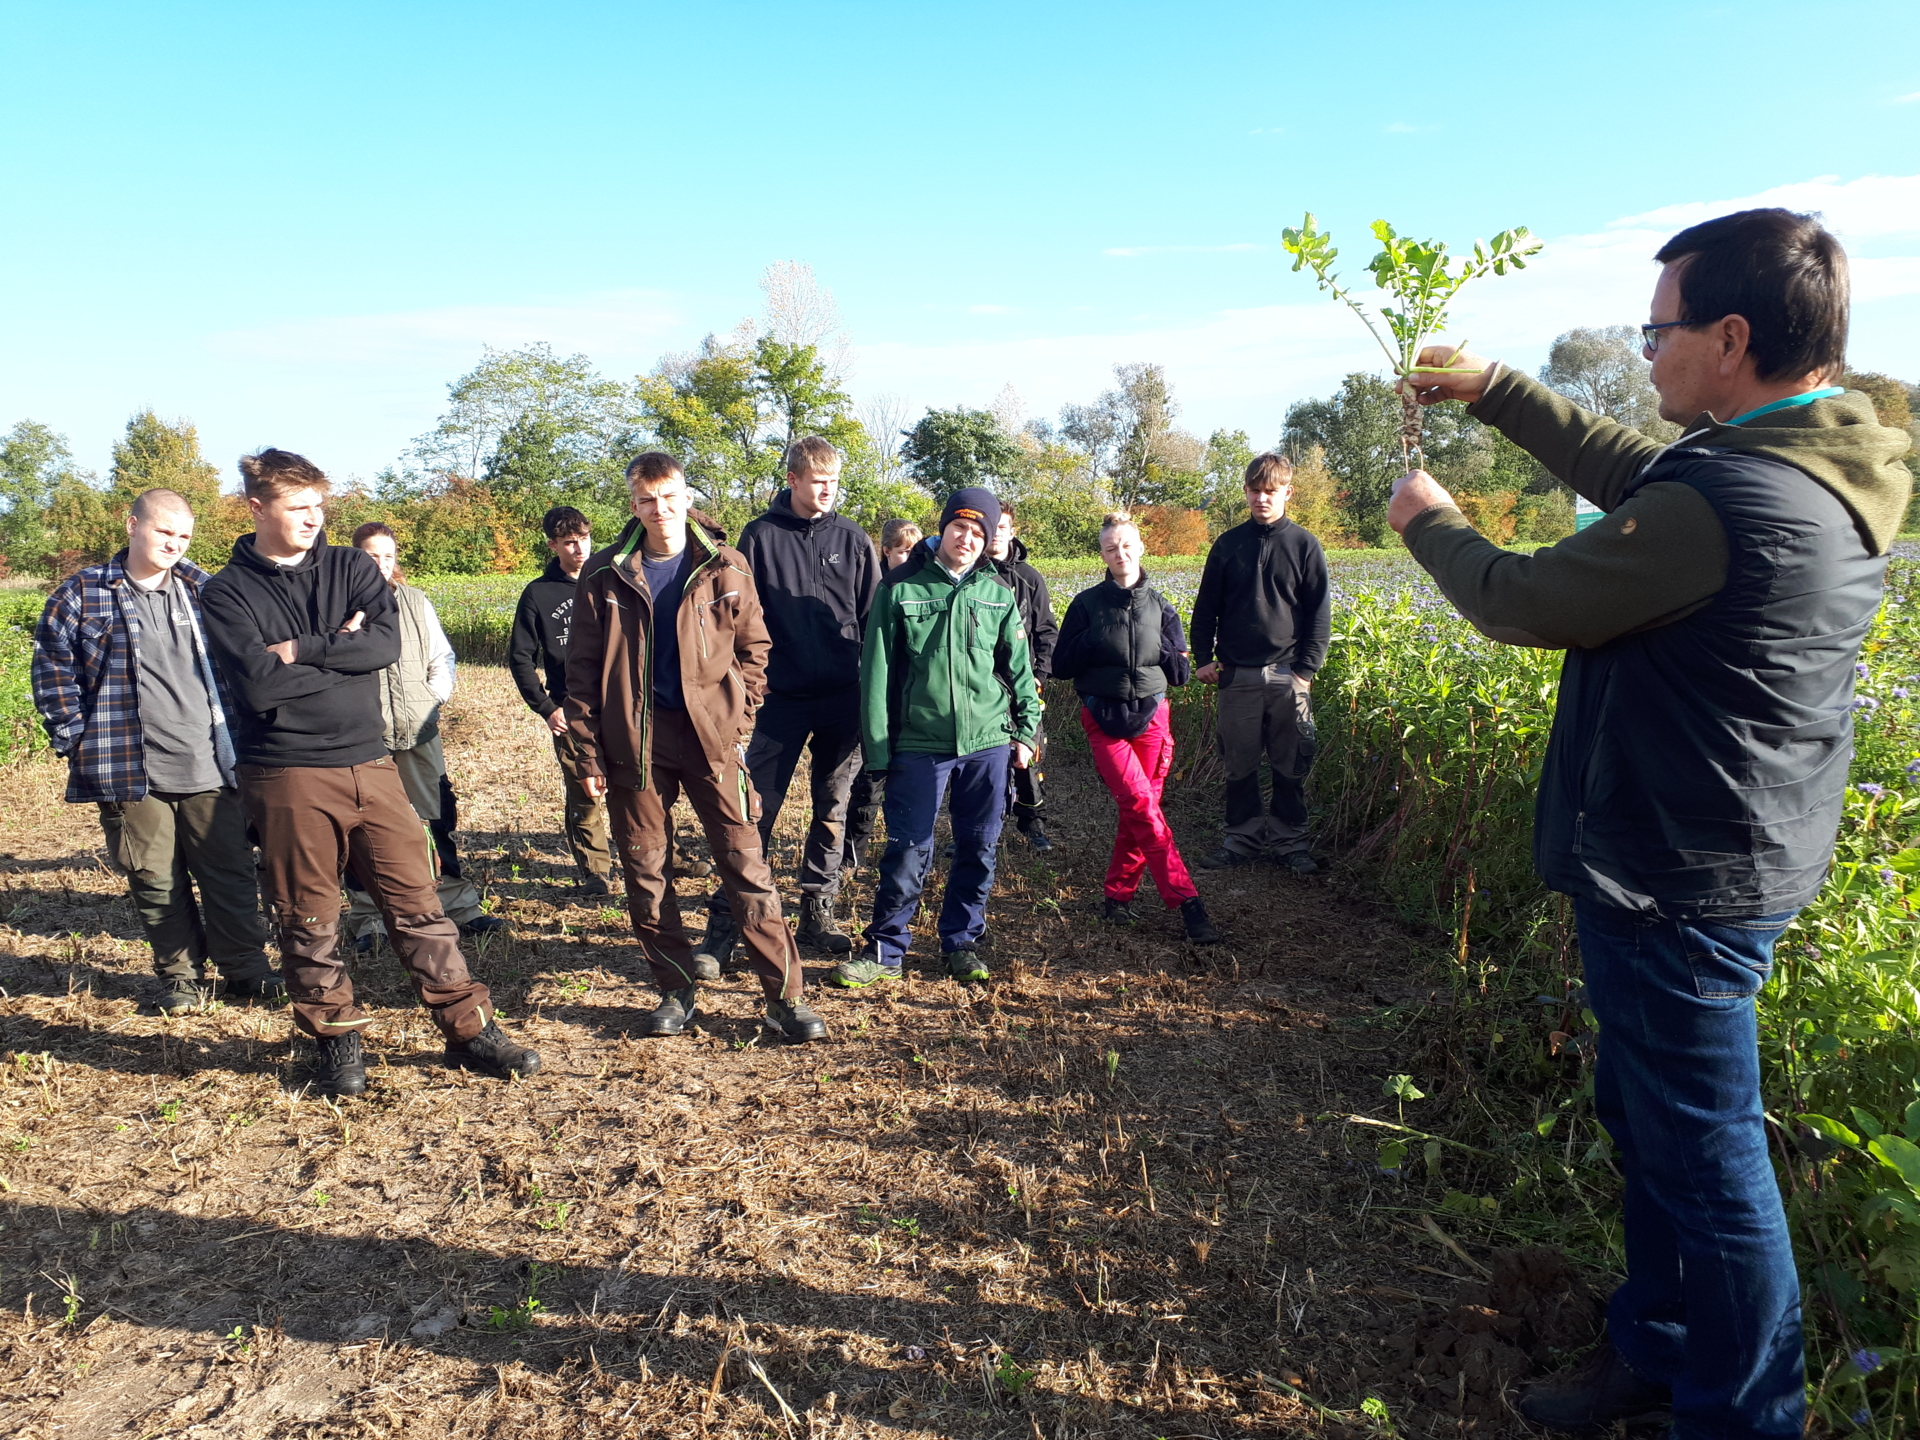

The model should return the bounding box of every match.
[1402,368,1914,648]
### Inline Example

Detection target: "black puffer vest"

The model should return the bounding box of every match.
[1536,448,1887,917]
[1072,576,1170,701]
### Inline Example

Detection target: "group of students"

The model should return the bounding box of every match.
[29,435,1329,1091]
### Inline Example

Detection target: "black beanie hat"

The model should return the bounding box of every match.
[938,487,1001,540]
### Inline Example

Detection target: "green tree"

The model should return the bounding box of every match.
[1283,373,1403,545]
[0,421,85,577]
[1062,362,1205,510]
[1540,325,1678,440]
[900,407,1025,497]
[109,411,229,564]
[413,344,641,486]
[639,330,769,528]
[1201,427,1256,534]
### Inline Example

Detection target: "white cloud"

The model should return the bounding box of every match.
[1894,91,1920,104]
[1101,243,1265,258]
[968,303,1015,315]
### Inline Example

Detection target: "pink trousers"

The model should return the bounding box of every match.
[1079,701,1198,907]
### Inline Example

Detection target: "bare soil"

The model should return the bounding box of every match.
[0,668,1593,1439]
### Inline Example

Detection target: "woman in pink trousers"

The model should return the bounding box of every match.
[1051,512,1220,944]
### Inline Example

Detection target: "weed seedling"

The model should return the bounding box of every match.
[157,1099,182,1124]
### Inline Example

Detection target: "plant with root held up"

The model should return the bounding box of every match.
[1281,214,1542,468]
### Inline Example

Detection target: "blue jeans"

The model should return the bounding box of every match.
[864,747,1010,966]
[1575,899,1803,1440]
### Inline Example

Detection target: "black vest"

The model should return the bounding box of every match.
[1534,448,1886,917]
[1072,577,1170,701]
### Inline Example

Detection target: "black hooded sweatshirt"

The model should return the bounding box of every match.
[508,556,582,716]
[1189,516,1330,675]
[199,532,399,768]
[991,535,1059,681]
[736,490,882,701]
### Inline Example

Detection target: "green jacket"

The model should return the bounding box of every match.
[860,543,1040,769]
[1404,367,1914,647]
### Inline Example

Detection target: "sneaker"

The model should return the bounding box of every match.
[461,915,509,937]
[696,905,739,974]
[158,979,212,1016]
[1020,822,1055,854]
[1180,896,1222,945]
[1197,846,1257,869]
[830,949,902,988]
[1281,851,1318,876]
[764,998,828,1043]
[1517,1341,1671,1430]
[576,872,613,898]
[226,974,287,1001]
[1102,897,1141,927]
[311,1031,368,1097]
[446,1020,543,1079]
[641,987,697,1036]
[796,895,855,954]
[944,949,990,983]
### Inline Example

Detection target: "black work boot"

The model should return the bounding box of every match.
[696,904,739,976]
[225,973,287,1001]
[796,895,855,954]
[670,839,713,879]
[311,1031,368,1097]
[158,978,213,1015]
[1180,897,1222,945]
[1102,897,1140,927]
[764,997,828,1043]
[1019,819,1054,853]
[446,1020,542,1080]
[1517,1341,1671,1431]
[643,987,698,1037]
[576,869,612,898]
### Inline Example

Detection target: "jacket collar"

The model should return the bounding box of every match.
[762,488,838,532]
[230,531,328,576]
[104,550,212,592]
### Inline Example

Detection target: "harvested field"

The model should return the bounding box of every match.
[0,667,1596,1438]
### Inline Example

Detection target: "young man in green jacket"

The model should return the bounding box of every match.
[832,488,1040,987]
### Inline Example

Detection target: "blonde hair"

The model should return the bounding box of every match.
[1100,510,1136,533]
[881,518,923,550]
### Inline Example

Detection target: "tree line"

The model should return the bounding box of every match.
[5,263,1917,578]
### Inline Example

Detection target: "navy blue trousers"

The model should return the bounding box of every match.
[863,746,1010,967]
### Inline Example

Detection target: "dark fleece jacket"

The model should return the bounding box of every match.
[199,532,399,767]
[736,490,881,700]
[992,536,1059,681]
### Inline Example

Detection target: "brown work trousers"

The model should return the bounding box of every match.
[606,707,802,1000]
[238,758,490,1042]
[552,733,612,879]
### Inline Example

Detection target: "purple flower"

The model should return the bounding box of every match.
[1857,662,1871,679]
[1908,758,1920,776]
[905,1345,925,1360]
[1880,868,1898,886]
[1858,783,1886,797]
[1852,1348,1883,1374]
[1854,696,1881,711]
[1897,688,1912,700]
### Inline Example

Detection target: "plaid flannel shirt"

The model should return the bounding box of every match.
[32,553,239,803]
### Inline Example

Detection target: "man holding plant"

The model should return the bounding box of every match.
[1391,208,1914,1438]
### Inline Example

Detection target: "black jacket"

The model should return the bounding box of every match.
[1052,572,1190,738]
[736,491,881,700]
[991,536,1058,680]
[1189,517,1330,674]
[199,532,399,768]
[508,558,581,716]
[1536,449,1886,916]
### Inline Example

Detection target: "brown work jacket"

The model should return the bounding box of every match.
[564,512,769,789]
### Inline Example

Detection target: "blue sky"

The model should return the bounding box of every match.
[4,0,1917,483]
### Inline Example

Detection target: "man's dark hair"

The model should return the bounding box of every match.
[625,451,685,489]
[239,448,329,502]
[1654,208,1849,383]
[996,498,1017,524]
[542,505,591,540]
[784,435,840,477]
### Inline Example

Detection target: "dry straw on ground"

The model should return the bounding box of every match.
[0,669,1589,1438]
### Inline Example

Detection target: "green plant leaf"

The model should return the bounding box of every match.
[1869,1133,1920,1195]
[1853,1107,1888,1140]
[1800,1113,1861,1147]
[1376,1139,1408,1172]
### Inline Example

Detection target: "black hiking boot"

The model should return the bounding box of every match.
[1180,897,1222,945]
[576,870,613,898]
[1102,897,1141,927]
[1197,845,1257,869]
[764,997,828,1043]
[669,839,713,879]
[696,904,739,976]
[1281,850,1318,875]
[643,987,698,1037]
[1020,820,1054,853]
[158,978,213,1015]
[1517,1341,1671,1431]
[446,1021,542,1080]
[796,895,855,954]
[310,1031,368,1097]
[944,949,990,983]
[225,973,287,1001]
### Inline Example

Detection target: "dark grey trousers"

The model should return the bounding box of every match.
[98,788,275,984]
[1215,664,1315,857]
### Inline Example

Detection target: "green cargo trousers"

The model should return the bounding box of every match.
[97,787,275,985]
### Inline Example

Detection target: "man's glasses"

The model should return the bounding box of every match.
[1641,319,1709,352]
